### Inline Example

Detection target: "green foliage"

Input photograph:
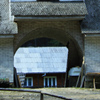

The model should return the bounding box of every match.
[47,39,63,46]
[21,38,64,47]
[0,78,9,87]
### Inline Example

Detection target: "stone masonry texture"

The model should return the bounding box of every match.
[82,0,100,32]
[0,0,17,34]
[13,21,83,69]
[11,2,87,16]
[0,0,100,87]
[0,37,14,82]
[85,37,100,73]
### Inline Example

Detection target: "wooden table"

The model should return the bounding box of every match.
[86,73,100,89]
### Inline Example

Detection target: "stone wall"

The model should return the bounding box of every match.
[0,0,17,83]
[84,36,100,73]
[13,20,83,70]
[1,0,100,87]
[81,0,100,88]
[0,36,14,82]
[0,0,10,21]
[0,0,17,34]
[14,21,83,52]
[82,0,100,32]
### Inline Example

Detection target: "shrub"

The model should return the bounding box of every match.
[0,78,9,88]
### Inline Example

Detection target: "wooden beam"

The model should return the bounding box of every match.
[17,75,21,88]
[0,88,41,93]
[86,73,100,77]
[42,92,72,100]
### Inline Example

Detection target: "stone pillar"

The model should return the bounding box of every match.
[0,0,17,83]
[84,34,100,88]
[0,0,11,21]
[0,35,14,82]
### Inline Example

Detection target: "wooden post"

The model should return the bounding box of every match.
[76,73,81,87]
[40,93,43,100]
[80,76,85,88]
[17,75,21,88]
[93,77,96,89]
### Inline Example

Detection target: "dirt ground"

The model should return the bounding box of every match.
[0,88,100,100]
[38,88,100,100]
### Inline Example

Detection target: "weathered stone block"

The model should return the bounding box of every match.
[11,2,87,16]
[0,21,17,34]
[0,37,14,82]
[81,0,100,32]
[84,37,100,73]
[0,0,18,34]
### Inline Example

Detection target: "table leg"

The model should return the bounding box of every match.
[93,77,96,89]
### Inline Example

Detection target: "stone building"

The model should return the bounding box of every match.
[0,0,100,88]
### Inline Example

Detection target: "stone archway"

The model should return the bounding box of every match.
[14,20,84,70]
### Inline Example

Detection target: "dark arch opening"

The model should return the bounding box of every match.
[14,26,83,87]
[21,37,64,47]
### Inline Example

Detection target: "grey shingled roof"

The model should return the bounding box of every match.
[11,2,87,16]
[14,47,68,74]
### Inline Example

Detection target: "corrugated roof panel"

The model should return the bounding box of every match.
[31,57,42,63]
[40,53,51,57]
[22,63,31,68]
[22,68,28,73]
[34,48,42,53]
[14,54,25,58]
[53,63,66,68]
[24,54,30,58]
[45,63,53,68]
[20,58,28,63]
[14,63,24,68]
[52,58,62,63]
[17,68,22,73]
[29,63,38,67]
[38,48,44,53]
[14,47,68,73]
[16,48,24,53]
[23,48,29,53]
[37,63,45,68]
[14,58,21,63]
[51,53,67,58]
[27,68,32,72]
[50,48,54,53]
[41,57,51,63]
[60,58,66,63]
[29,48,34,53]
[29,53,41,58]
[43,48,50,53]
